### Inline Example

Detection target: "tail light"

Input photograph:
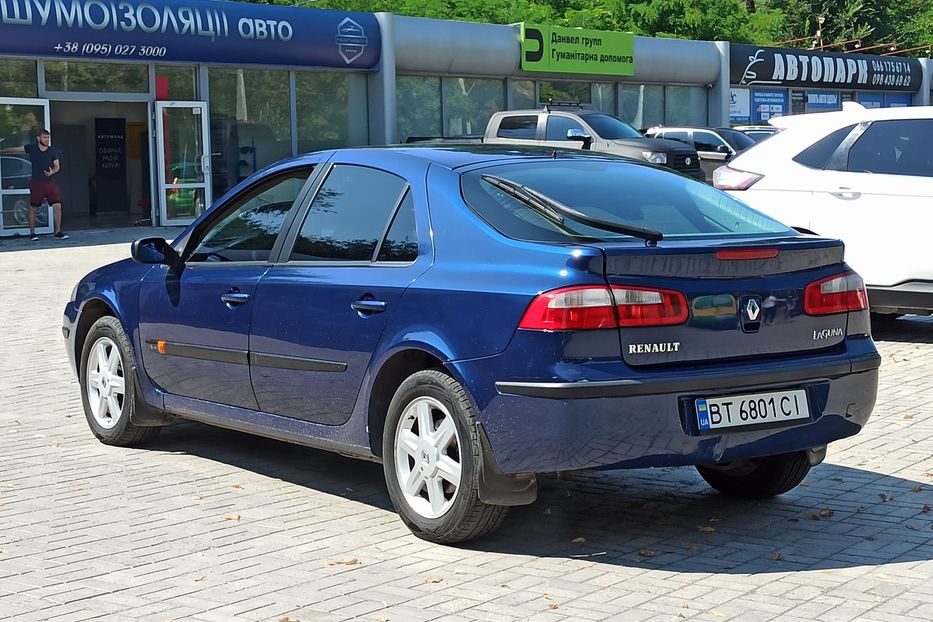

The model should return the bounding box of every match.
[805,272,868,315]
[713,165,763,190]
[519,285,688,330]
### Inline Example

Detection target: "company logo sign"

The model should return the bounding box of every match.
[745,298,761,321]
[731,44,920,92]
[335,17,368,64]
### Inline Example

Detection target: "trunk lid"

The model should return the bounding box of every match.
[596,237,853,367]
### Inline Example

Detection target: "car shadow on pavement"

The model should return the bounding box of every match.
[872,314,933,343]
[146,420,933,573]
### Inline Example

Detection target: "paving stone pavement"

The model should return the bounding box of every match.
[0,227,932,622]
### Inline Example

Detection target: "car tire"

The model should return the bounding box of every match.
[383,369,507,544]
[79,316,160,447]
[696,451,811,499]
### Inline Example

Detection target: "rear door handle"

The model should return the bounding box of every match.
[830,187,861,200]
[351,299,387,314]
[221,292,251,306]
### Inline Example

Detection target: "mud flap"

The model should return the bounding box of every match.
[476,423,537,506]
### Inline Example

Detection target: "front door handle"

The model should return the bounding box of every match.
[830,187,861,200]
[221,292,251,306]
[351,299,387,314]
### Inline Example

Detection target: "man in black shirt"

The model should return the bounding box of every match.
[1,128,68,241]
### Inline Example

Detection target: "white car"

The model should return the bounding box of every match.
[714,103,933,317]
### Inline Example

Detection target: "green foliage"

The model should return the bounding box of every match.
[242,0,932,55]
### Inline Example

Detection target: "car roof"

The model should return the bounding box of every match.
[285,144,626,172]
[769,102,933,129]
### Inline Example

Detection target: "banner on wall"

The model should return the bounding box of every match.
[752,89,787,122]
[94,117,127,213]
[885,93,912,107]
[521,23,635,76]
[731,44,920,92]
[857,93,884,108]
[806,91,840,111]
[0,0,380,69]
[729,88,750,122]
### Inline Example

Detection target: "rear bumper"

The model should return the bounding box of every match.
[463,339,880,474]
[868,281,933,315]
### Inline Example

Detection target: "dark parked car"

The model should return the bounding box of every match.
[644,126,757,182]
[64,146,880,544]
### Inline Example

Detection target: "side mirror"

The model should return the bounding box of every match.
[566,128,593,150]
[131,237,183,269]
[716,144,731,154]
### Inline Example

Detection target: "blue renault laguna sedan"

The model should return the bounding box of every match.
[64,146,880,543]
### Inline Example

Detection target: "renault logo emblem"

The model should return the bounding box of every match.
[746,298,761,321]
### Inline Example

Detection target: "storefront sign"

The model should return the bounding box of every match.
[521,23,634,76]
[729,88,750,122]
[0,0,380,69]
[751,89,787,122]
[731,44,920,92]
[806,91,840,111]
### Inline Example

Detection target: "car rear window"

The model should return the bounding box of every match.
[792,124,856,169]
[461,160,792,243]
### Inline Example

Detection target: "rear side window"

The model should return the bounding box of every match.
[545,116,585,141]
[793,125,855,169]
[377,190,418,262]
[462,161,792,243]
[496,115,538,139]
[658,130,689,144]
[291,165,407,261]
[846,119,933,177]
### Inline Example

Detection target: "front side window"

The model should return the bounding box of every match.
[579,114,642,140]
[693,131,728,153]
[291,165,408,261]
[658,130,689,144]
[462,161,792,243]
[545,116,585,141]
[188,168,312,263]
[846,119,933,177]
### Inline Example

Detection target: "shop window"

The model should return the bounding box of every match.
[155,66,197,100]
[592,83,616,115]
[621,84,664,130]
[509,80,536,110]
[540,81,591,105]
[665,86,708,126]
[0,60,37,98]
[443,77,504,137]
[296,72,368,153]
[397,76,441,143]
[44,61,148,93]
[208,68,292,198]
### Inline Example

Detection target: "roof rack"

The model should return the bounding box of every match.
[543,100,584,112]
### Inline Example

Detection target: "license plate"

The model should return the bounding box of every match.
[696,389,809,432]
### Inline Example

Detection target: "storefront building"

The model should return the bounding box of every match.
[729,44,926,124]
[0,1,929,236]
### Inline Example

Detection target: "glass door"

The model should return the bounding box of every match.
[156,101,211,226]
[0,98,51,236]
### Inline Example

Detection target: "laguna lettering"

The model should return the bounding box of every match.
[628,342,681,354]
[812,328,844,340]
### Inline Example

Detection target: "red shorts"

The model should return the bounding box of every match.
[30,178,62,206]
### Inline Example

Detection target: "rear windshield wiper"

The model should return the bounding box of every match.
[480,174,663,246]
